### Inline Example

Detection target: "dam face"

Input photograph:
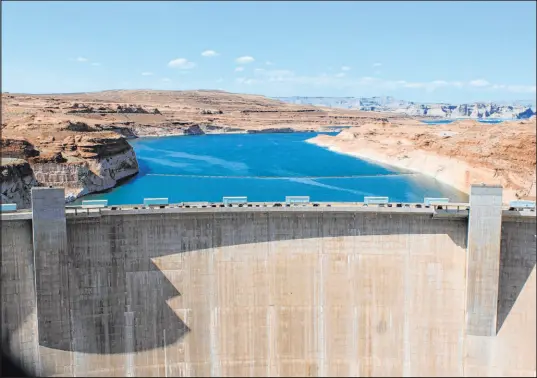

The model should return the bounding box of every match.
[1,187,535,377]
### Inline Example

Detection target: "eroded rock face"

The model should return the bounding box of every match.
[0,138,40,159]
[66,103,162,115]
[116,104,150,114]
[31,148,138,202]
[0,159,38,209]
[29,134,139,202]
[1,132,139,203]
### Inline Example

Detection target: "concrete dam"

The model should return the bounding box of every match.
[1,186,535,377]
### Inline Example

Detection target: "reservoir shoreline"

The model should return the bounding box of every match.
[306,133,525,204]
[71,132,467,205]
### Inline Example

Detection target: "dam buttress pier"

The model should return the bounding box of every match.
[1,185,535,377]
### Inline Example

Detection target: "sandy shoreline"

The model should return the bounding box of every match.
[307,134,525,204]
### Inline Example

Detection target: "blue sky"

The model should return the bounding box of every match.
[2,1,536,102]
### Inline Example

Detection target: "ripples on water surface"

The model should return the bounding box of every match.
[73,133,468,205]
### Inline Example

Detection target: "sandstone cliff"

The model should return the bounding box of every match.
[0,158,38,208]
[2,90,533,205]
[0,132,139,203]
[2,90,397,140]
[29,134,139,201]
[308,118,536,203]
[2,90,395,204]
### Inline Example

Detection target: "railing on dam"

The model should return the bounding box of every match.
[1,185,536,376]
[2,199,535,222]
[3,192,535,219]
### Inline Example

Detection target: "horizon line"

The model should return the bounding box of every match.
[2,88,535,106]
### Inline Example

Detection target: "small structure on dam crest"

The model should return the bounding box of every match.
[1,186,535,377]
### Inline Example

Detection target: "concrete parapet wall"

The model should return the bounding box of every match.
[1,188,535,377]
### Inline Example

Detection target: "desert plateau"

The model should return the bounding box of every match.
[1,89,535,206]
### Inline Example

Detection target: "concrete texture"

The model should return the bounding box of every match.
[1,187,535,377]
[1,219,40,375]
[466,185,503,336]
[31,188,73,356]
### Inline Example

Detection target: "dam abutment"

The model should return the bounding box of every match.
[1,187,535,376]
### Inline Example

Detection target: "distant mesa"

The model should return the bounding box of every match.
[276,96,536,120]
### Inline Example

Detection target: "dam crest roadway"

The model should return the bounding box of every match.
[1,185,535,377]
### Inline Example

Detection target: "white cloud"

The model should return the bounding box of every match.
[234,66,244,72]
[201,50,219,57]
[246,70,475,92]
[253,69,295,82]
[161,78,171,82]
[230,68,535,95]
[469,79,490,87]
[236,56,255,64]
[236,77,258,85]
[341,66,351,71]
[141,72,154,76]
[168,58,196,69]
[266,61,273,65]
[373,62,382,67]
[391,80,462,92]
[506,84,536,93]
[71,57,102,66]
[491,83,535,93]
[404,82,426,89]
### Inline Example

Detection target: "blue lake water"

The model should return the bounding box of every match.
[421,120,455,125]
[477,119,505,124]
[421,118,510,125]
[73,132,468,205]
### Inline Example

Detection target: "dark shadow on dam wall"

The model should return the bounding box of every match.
[47,210,468,354]
[497,218,537,333]
[1,220,40,374]
[2,204,535,359]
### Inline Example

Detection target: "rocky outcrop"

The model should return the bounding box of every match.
[0,159,38,209]
[64,121,97,132]
[31,148,138,201]
[517,108,536,119]
[116,104,151,114]
[27,134,139,201]
[247,127,303,134]
[102,122,247,137]
[1,132,139,203]
[0,138,40,159]
[199,109,223,115]
[307,119,536,203]
[66,103,162,115]
[106,122,315,137]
